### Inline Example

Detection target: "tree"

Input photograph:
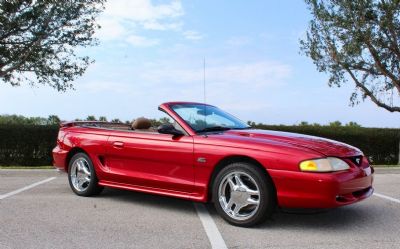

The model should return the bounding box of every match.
[86,115,96,121]
[329,121,342,127]
[301,0,400,112]
[111,118,121,123]
[98,116,107,122]
[47,115,60,125]
[0,0,105,91]
[299,121,310,126]
[247,121,256,127]
[0,114,49,125]
[345,121,362,127]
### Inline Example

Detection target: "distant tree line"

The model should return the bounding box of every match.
[247,120,362,128]
[0,114,366,128]
[0,114,61,125]
[0,115,174,127]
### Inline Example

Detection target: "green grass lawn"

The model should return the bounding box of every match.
[0,166,55,169]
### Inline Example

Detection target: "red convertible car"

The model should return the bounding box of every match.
[53,102,373,227]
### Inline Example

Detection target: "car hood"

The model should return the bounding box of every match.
[223,129,362,157]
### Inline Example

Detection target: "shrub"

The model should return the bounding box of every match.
[0,124,398,166]
[0,125,58,166]
[253,124,400,165]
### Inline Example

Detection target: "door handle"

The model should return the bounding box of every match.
[113,141,124,148]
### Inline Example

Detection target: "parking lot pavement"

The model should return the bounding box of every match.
[373,173,400,199]
[0,169,399,249]
[0,170,56,195]
[0,170,210,249]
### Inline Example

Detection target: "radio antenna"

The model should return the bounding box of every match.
[203,57,206,104]
[203,57,207,130]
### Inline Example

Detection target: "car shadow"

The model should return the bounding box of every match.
[264,206,371,229]
[94,187,380,231]
[97,187,196,214]
[204,202,381,231]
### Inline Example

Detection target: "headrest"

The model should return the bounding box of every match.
[132,117,152,130]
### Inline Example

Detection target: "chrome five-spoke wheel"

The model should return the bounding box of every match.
[218,172,260,220]
[68,152,103,196]
[70,157,91,192]
[212,162,276,227]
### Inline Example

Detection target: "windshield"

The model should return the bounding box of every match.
[170,104,250,133]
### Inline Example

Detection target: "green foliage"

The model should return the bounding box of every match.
[47,115,60,125]
[299,121,309,126]
[0,118,398,166]
[0,114,60,125]
[85,115,96,121]
[329,121,342,127]
[0,124,58,166]
[0,0,105,91]
[98,116,107,122]
[149,117,171,127]
[301,0,400,112]
[346,121,362,128]
[111,118,122,123]
[247,121,256,127]
[252,123,400,165]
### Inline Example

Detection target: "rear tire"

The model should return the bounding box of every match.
[68,152,103,196]
[212,162,276,227]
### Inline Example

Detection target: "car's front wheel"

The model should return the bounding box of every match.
[212,162,276,227]
[68,152,103,196]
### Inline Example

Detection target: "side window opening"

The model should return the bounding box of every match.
[156,110,186,135]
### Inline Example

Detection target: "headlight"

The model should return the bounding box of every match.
[299,157,350,172]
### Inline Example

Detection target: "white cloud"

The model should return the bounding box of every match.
[96,18,128,40]
[136,60,292,88]
[126,35,159,47]
[96,0,193,46]
[79,60,292,97]
[97,0,184,41]
[142,20,183,31]
[183,30,203,40]
[104,0,184,21]
[211,62,291,87]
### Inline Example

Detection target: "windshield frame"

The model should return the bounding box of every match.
[168,103,250,134]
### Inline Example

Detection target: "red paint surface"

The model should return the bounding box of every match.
[53,102,374,208]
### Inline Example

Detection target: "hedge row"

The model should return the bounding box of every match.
[0,125,58,166]
[253,124,400,165]
[0,124,398,166]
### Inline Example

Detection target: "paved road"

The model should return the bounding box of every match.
[0,169,399,249]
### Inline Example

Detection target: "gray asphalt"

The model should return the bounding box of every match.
[0,169,399,249]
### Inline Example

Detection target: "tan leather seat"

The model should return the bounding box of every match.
[131,117,152,130]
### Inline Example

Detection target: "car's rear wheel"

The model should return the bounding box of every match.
[68,152,103,196]
[212,162,276,227]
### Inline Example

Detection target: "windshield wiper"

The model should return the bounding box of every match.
[197,126,231,133]
[231,126,252,130]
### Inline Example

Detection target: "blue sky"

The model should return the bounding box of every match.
[1,0,400,127]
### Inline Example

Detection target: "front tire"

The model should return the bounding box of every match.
[212,162,276,227]
[68,152,103,196]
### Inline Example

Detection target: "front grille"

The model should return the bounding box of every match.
[348,155,363,166]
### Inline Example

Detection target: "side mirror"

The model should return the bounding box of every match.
[157,124,184,136]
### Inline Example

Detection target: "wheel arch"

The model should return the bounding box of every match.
[207,155,277,202]
[65,147,88,172]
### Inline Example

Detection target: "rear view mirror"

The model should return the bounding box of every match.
[197,108,213,116]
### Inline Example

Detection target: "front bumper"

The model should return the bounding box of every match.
[269,165,374,209]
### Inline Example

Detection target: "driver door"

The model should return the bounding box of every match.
[104,123,194,193]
